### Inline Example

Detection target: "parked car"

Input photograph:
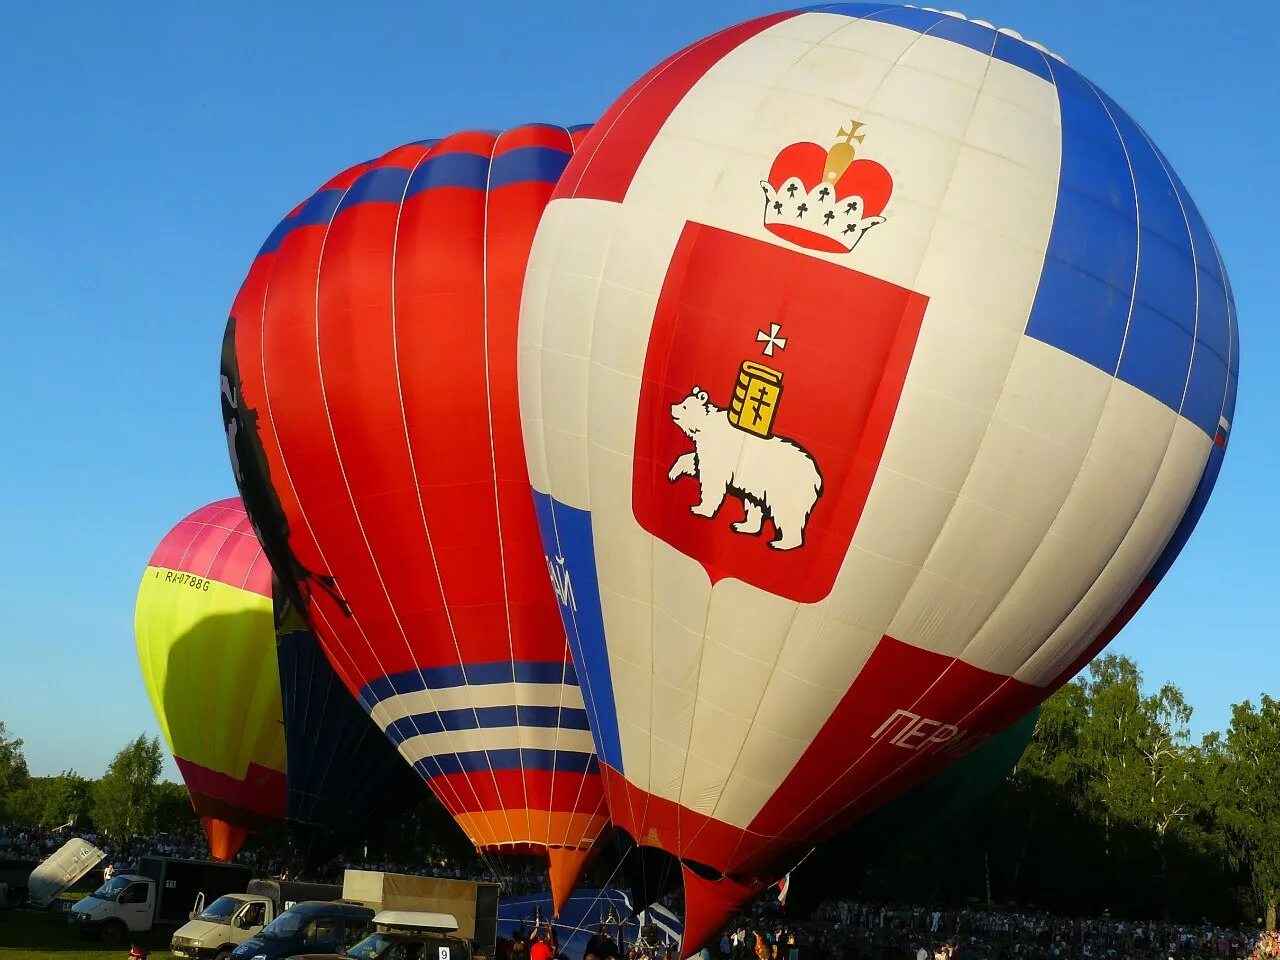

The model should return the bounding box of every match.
[288,910,473,960]
[230,900,376,960]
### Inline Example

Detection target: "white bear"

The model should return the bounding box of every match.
[667,387,823,551]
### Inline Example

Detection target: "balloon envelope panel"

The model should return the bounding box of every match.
[275,599,433,867]
[517,4,1236,944]
[135,498,286,859]
[221,124,607,903]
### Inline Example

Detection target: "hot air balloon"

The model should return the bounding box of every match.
[516,6,1237,949]
[274,595,435,868]
[220,124,607,912]
[135,498,286,861]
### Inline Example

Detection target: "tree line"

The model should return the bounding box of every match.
[852,654,1280,930]
[0,731,199,841]
[2,653,1278,928]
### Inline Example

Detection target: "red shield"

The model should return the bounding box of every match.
[632,223,928,604]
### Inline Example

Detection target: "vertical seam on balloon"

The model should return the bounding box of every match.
[547,124,601,857]
[384,140,515,857]
[482,130,532,847]
[713,8,989,873]
[546,127,586,855]
[242,545,265,593]
[202,514,241,781]
[529,188,626,860]
[672,4,901,872]
[556,208,635,832]
[535,148,609,855]
[481,129,529,853]
[1132,117,1201,423]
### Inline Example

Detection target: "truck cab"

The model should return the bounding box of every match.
[69,874,158,941]
[69,857,254,944]
[171,892,275,960]
[172,879,344,960]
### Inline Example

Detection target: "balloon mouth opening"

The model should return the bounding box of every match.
[680,858,724,883]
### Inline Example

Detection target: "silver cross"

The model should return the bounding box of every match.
[756,322,788,357]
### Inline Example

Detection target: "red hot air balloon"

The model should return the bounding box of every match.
[220,124,606,913]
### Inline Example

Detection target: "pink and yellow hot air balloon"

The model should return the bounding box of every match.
[135,498,286,860]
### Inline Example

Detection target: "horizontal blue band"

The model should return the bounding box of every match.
[257,189,343,256]
[491,146,572,189]
[405,151,491,196]
[383,706,592,744]
[359,660,579,708]
[414,749,599,776]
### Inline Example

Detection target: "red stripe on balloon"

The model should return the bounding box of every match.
[427,768,607,816]
[175,756,286,824]
[555,11,796,204]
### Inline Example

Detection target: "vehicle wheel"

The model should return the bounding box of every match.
[214,950,232,960]
[99,920,127,945]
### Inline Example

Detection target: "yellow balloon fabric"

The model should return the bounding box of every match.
[134,498,285,859]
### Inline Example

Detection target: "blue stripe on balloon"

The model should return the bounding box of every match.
[405,151,491,197]
[531,492,624,774]
[358,660,578,709]
[382,706,592,744]
[336,166,411,212]
[256,189,344,256]
[1023,58,1233,439]
[808,4,1232,440]
[1024,62,1137,378]
[256,142,575,258]
[490,146,572,189]
[415,749,600,776]
[1099,87,1196,419]
[992,30,1052,83]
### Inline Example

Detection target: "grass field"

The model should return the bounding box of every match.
[0,908,173,960]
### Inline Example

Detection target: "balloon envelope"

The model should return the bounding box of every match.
[135,498,286,860]
[517,6,1237,948]
[221,124,607,910]
[275,597,434,867]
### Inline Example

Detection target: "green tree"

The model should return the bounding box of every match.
[154,781,200,835]
[1215,695,1280,929]
[0,721,31,822]
[35,772,94,830]
[92,735,164,838]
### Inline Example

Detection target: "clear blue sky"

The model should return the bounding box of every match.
[1,2,1274,779]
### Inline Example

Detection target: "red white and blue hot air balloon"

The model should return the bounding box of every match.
[517,6,1237,949]
[220,124,607,913]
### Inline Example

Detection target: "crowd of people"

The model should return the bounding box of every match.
[762,901,1280,960]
